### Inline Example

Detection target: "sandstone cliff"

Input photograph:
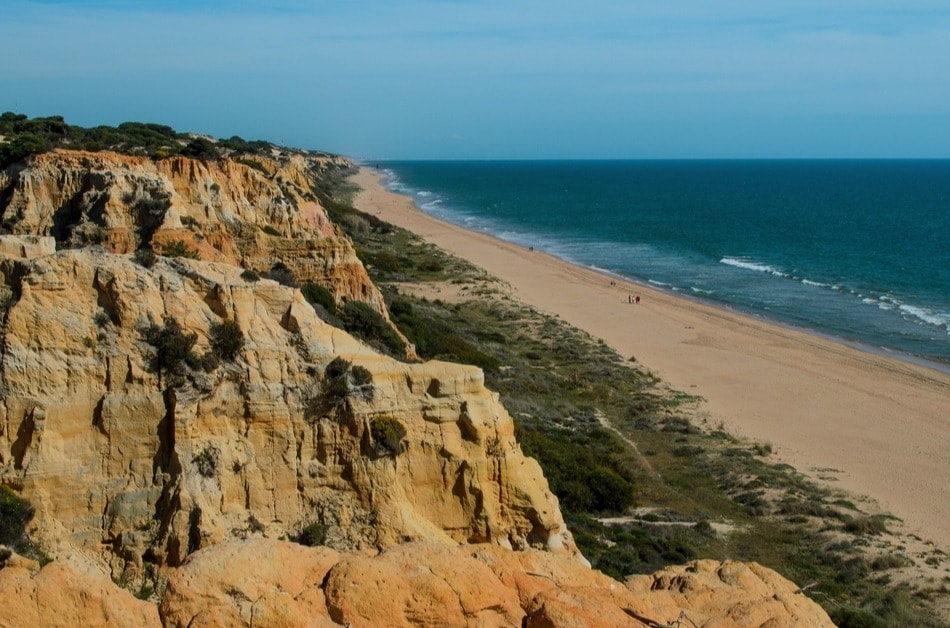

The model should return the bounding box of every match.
[0,149,386,316]
[0,243,572,585]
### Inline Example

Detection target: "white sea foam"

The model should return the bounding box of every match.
[878,301,898,311]
[721,258,841,293]
[899,304,950,331]
[720,256,786,277]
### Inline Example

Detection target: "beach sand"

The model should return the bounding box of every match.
[352,167,950,551]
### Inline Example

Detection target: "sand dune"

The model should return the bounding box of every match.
[353,167,950,550]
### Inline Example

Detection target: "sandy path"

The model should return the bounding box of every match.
[352,167,950,550]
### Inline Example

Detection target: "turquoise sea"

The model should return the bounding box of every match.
[378,160,950,369]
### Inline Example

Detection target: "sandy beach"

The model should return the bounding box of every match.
[352,167,950,551]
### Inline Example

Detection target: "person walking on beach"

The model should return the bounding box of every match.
[635,295,641,304]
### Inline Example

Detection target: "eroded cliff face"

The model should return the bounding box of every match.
[0,149,385,315]
[0,243,573,583]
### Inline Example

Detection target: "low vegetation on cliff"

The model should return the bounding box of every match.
[0,486,37,560]
[0,111,281,166]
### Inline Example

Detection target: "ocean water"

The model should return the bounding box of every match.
[377,160,950,368]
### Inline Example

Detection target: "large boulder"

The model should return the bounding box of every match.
[0,558,160,628]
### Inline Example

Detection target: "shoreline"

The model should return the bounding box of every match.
[561,259,950,377]
[352,166,950,551]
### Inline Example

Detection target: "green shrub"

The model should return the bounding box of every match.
[296,522,326,547]
[418,258,444,273]
[387,296,498,370]
[179,137,219,160]
[0,486,34,552]
[370,416,407,456]
[320,357,374,408]
[871,553,913,571]
[209,319,244,361]
[340,301,405,356]
[144,317,198,379]
[133,248,157,268]
[0,132,49,167]
[350,365,373,387]
[135,582,154,601]
[301,282,337,315]
[844,515,889,536]
[261,225,282,237]
[132,195,171,245]
[325,356,350,379]
[369,251,403,273]
[161,240,200,259]
[322,357,352,406]
[197,351,220,372]
[240,269,260,282]
[516,426,636,513]
[832,588,933,627]
[237,158,269,174]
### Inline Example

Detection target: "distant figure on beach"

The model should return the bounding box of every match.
[635,295,641,304]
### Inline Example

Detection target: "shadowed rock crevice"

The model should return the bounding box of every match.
[11,411,35,470]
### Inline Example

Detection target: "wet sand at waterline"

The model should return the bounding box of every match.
[352,167,950,550]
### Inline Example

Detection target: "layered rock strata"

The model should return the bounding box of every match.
[0,244,573,583]
[0,150,385,315]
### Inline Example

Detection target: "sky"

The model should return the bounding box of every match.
[2,0,949,159]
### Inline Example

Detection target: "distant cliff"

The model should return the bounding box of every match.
[0,149,386,317]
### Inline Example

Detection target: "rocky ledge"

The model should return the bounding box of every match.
[2,539,833,627]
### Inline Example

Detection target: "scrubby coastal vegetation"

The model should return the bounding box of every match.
[0,114,946,625]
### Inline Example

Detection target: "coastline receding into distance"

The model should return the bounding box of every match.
[375,159,950,369]
[352,165,950,553]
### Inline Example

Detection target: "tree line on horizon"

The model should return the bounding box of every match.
[0,111,280,168]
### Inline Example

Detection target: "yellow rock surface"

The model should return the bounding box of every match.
[0,247,575,580]
[0,149,386,316]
